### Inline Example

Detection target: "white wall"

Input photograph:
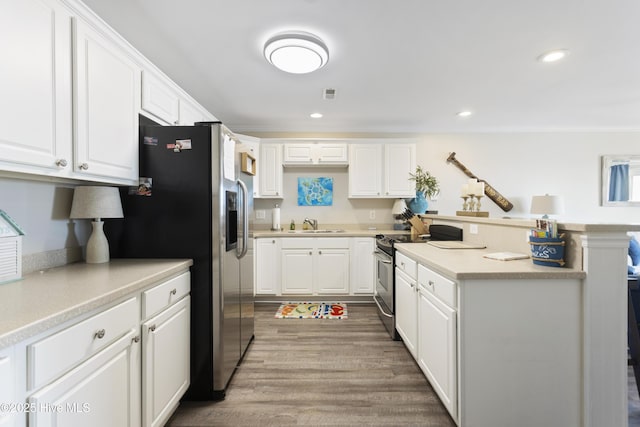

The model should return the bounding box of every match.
[0,178,90,255]
[416,132,640,223]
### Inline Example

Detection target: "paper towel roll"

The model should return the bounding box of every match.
[272,206,281,231]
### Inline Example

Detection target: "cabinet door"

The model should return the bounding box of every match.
[283,144,313,164]
[348,144,382,197]
[143,296,190,427]
[384,144,416,197]
[141,71,179,125]
[0,347,14,427]
[177,99,204,125]
[418,288,457,419]
[0,0,73,175]
[316,248,350,294]
[350,238,375,294]
[255,238,280,294]
[258,144,283,198]
[317,144,348,164]
[74,18,140,184]
[281,249,313,294]
[29,330,141,427]
[395,269,418,358]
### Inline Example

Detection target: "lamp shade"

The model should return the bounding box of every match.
[530,194,564,216]
[70,186,123,220]
[392,199,408,215]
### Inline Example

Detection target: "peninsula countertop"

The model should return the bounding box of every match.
[0,259,193,349]
[395,242,586,280]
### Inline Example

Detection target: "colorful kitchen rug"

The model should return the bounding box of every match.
[275,302,347,319]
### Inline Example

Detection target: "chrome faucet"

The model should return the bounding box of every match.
[303,217,318,230]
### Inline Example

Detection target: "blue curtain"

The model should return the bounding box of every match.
[609,164,629,201]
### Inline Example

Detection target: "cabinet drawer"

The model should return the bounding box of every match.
[281,238,314,249]
[28,297,138,390]
[395,251,417,279]
[143,272,191,320]
[418,264,456,308]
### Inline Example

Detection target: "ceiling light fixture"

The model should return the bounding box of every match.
[310,112,323,119]
[264,31,329,74]
[537,49,570,63]
[457,111,473,118]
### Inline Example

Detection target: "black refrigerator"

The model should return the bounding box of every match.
[107,119,254,400]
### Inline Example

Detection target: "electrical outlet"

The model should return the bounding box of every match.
[369,210,376,220]
[469,224,478,234]
[256,209,266,219]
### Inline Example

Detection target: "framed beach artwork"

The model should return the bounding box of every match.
[297,177,333,206]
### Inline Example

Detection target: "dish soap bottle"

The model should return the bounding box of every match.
[290,219,295,230]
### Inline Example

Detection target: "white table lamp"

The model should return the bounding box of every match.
[530,194,564,219]
[70,186,123,263]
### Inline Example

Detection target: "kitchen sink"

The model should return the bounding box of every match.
[287,229,346,234]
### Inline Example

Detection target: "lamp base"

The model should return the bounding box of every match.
[86,220,110,264]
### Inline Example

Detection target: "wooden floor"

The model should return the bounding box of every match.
[167,303,456,426]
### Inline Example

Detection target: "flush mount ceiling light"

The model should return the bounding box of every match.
[457,111,473,118]
[264,31,329,74]
[310,112,323,118]
[537,49,570,63]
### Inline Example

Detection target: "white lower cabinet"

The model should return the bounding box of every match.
[28,330,140,427]
[417,281,457,419]
[255,238,281,295]
[395,268,418,358]
[0,347,15,427]
[281,238,350,295]
[142,296,190,427]
[15,270,191,427]
[350,238,375,294]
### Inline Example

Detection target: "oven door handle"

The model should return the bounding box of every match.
[373,250,392,264]
[373,295,394,318]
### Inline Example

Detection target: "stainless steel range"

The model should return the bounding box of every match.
[373,234,411,340]
[373,225,462,340]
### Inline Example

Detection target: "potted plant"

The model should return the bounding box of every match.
[407,165,439,214]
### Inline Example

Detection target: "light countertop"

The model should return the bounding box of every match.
[254,228,406,238]
[0,259,192,349]
[395,242,586,280]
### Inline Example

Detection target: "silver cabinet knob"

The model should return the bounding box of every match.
[94,329,105,339]
[319,250,322,255]
[309,251,312,255]
[132,335,140,343]
[149,324,157,332]
[170,288,177,295]
[56,159,68,167]
[79,163,89,170]
[272,240,276,244]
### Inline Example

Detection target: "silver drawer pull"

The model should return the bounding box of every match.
[132,335,140,343]
[56,159,67,167]
[170,288,177,295]
[94,329,105,339]
[79,163,89,170]
[149,325,157,332]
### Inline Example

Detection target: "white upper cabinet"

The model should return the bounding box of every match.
[141,71,180,125]
[283,143,348,166]
[349,142,416,198]
[258,143,283,198]
[384,144,416,197]
[236,134,260,198]
[349,144,383,197]
[0,0,73,176]
[178,98,206,125]
[73,17,140,184]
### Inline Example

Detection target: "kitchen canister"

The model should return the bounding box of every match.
[528,234,565,267]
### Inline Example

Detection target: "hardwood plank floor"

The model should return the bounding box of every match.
[167,303,456,426]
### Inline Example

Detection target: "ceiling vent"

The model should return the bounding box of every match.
[323,88,336,100]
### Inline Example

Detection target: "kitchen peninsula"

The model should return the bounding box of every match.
[395,215,637,427]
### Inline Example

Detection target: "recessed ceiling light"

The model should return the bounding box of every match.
[264,31,329,74]
[310,112,323,119]
[537,49,570,63]
[457,111,473,118]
